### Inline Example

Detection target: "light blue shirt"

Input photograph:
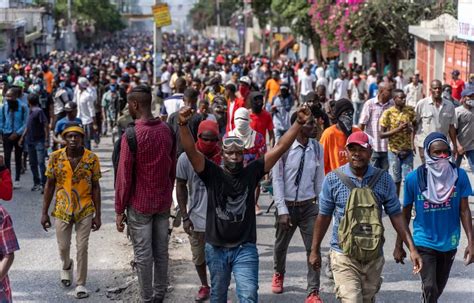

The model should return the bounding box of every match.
[272,139,324,215]
[319,164,401,252]
[0,100,29,135]
[404,168,473,252]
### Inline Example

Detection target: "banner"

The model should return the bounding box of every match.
[458,0,474,41]
[152,4,172,28]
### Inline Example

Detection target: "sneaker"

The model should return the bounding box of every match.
[13,181,20,189]
[305,291,323,303]
[31,184,41,191]
[271,272,284,294]
[195,285,210,301]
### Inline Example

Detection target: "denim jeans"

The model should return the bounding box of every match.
[273,201,320,294]
[2,135,23,181]
[455,149,474,172]
[371,151,389,170]
[83,123,93,150]
[127,207,170,302]
[353,101,364,125]
[27,141,47,186]
[388,150,414,183]
[205,242,259,303]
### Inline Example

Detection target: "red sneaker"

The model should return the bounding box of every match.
[271,272,284,294]
[305,291,323,303]
[195,285,210,301]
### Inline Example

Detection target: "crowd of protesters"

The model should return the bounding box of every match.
[0,32,472,303]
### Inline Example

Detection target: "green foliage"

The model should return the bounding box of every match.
[250,0,272,29]
[189,0,242,31]
[54,0,125,33]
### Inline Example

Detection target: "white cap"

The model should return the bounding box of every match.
[239,76,251,85]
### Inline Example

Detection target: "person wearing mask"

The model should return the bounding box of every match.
[249,91,275,147]
[454,89,474,171]
[271,112,324,303]
[237,76,252,105]
[176,120,221,302]
[414,80,457,163]
[320,98,361,174]
[178,104,311,303]
[310,131,422,303]
[449,70,465,101]
[348,70,367,125]
[359,82,394,170]
[395,132,473,303]
[404,71,424,107]
[19,93,49,192]
[0,88,28,188]
[115,85,176,303]
[271,84,293,141]
[74,77,97,150]
[41,125,102,299]
[0,156,20,303]
[380,89,416,196]
[225,83,245,133]
[332,69,349,101]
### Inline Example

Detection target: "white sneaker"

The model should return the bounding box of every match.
[13,181,20,189]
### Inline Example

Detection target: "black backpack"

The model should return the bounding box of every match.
[112,124,138,187]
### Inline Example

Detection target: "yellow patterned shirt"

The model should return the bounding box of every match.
[46,148,101,223]
[379,105,416,152]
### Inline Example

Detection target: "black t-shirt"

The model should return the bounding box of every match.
[198,158,265,248]
[168,111,202,157]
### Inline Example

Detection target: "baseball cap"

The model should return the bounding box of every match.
[452,70,460,76]
[239,76,251,86]
[461,88,474,97]
[64,101,78,112]
[346,131,372,149]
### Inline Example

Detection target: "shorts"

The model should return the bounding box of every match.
[189,231,206,266]
[388,150,414,183]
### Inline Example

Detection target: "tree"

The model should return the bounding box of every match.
[54,0,125,34]
[189,0,242,31]
[272,0,322,62]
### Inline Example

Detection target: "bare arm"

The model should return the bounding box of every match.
[263,106,311,173]
[179,107,205,173]
[449,124,458,155]
[396,204,413,248]
[0,253,14,281]
[92,180,101,217]
[311,214,332,252]
[176,179,189,218]
[460,198,474,265]
[268,129,275,147]
[42,177,56,216]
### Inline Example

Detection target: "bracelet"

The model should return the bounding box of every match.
[178,121,188,126]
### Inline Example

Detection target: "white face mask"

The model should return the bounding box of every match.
[466,99,474,107]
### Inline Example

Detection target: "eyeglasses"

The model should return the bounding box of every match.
[222,136,244,150]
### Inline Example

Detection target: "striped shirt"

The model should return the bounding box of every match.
[359,97,394,152]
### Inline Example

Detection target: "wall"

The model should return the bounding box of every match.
[444,41,473,83]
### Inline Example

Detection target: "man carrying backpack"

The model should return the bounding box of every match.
[114,85,176,303]
[271,113,324,302]
[309,131,422,303]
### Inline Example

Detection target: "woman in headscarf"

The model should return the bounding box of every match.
[227,107,266,167]
[394,132,474,303]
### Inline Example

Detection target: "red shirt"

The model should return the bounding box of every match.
[0,168,12,201]
[115,118,176,215]
[226,97,246,133]
[250,110,274,137]
[450,79,465,100]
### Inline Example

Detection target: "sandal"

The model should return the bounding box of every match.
[61,260,73,287]
[75,285,89,299]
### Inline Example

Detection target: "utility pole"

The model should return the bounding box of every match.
[66,0,72,50]
[216,0,221,40]
[153,0,163,86]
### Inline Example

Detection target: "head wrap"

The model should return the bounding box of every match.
[334,98,353,119]
[416,132,458,204]
[196,120,221,165]
[62,125,85,137]
[228,108,256,149]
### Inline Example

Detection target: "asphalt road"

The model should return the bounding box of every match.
[3,139,474,303]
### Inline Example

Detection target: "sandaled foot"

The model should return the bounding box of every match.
[75,285,89,299]
[61,260,73,287]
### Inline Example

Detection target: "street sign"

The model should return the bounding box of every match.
[152,3,172,28]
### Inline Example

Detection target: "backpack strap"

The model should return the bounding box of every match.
[367,168,385,189]
[334,168,356,190]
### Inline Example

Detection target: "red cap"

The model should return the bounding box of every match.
[346,131,372,149]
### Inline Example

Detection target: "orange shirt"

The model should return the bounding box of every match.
[320,125,361,174]
[43,70,54,94]
[265,79,280,104]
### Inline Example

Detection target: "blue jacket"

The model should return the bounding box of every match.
[0,100,29,135]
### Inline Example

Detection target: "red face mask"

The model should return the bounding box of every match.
[239,85,250,98]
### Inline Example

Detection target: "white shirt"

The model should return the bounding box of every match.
[299,73,316,96]
[74,87,96,125]
[160,71,171,94]
[404,82,424,108]
[163,93,184,119]
[333,78,349,100]
[395,76,408,90]
[272,139,325,215]
[348,78,367,103]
